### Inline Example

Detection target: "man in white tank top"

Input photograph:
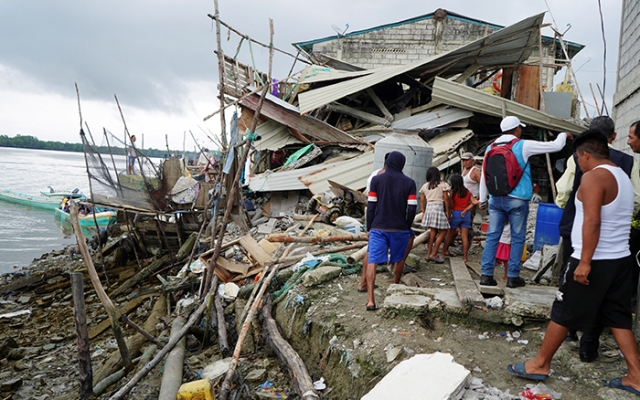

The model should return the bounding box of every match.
[461,152,480,198]
[507,131,640,395]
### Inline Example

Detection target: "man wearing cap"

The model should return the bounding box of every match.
[479,116,569,288]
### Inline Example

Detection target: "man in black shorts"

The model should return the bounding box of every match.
[507,130,640,396]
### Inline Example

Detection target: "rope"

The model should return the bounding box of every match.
[247,38,265,87]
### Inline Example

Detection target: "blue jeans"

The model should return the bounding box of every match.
[481,196,529,278]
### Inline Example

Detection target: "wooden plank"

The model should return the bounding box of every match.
[366,88,393,121]
[465,261,482,278]
[258,239,280,255]
[515,65,540,109]
[88,294,155,339]
[401,273,427,288]
[216,257,250,275]
[449,258,485,306]
[239,235,272,267]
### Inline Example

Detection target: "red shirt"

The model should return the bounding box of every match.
[452,191,471,211]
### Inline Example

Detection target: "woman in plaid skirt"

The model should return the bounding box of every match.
[420,167,451,263]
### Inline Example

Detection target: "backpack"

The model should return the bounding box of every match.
[483,138,525,196]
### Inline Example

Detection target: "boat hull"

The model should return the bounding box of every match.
[54,208,117,229]
[0,190,61,210]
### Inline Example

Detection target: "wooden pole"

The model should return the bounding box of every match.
[589,83,602,116]
[109,292,212,400]
[158,316,186,400]
[267,244,364,266]
[264,233,368,243]
[120,314,163,347]
[261,295,319,399]
[69,201,133,371]
[214,286,229,355]
[201,17,276,297]
[213,0,229,150]
[71,272,93,400]
[596,83,610,115]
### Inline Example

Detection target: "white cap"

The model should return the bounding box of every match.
[500,116,526,132]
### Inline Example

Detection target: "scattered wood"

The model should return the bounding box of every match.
[238,236,272,267]
[449,257,485,306]
[88,294,155,340]
[401,273,427,288]
[70,272,93,399]
[120,314,163,348]
[265,233,368,243]
[70,201,132,372]
[261,295,319,400]
[109,292,212,400]
[93,295,165,386]
[158,316,186,400]
[0,268,63,295]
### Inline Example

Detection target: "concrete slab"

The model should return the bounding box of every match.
[503,285,557,320]
[362,353,470,400]
[386,284,466,313]
[302,266,342,287]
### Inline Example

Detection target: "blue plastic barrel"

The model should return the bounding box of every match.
[533,203,563,252]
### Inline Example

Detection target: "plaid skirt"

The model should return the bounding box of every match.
[421,202,450,230]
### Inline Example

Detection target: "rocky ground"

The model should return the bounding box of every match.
[0,213,639,399]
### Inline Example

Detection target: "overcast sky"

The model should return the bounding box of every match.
[0,0,623,151]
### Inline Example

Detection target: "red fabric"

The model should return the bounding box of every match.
[452,191,471,211]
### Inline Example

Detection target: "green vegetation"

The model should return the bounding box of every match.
[0,134,184,159]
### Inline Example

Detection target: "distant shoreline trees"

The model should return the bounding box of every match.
[0,134,188,159]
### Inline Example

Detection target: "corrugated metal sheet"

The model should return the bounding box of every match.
[298,13,545,115]
[427,129,474,156]
[247,152,365,192]
[240,91,368,147]
[253,120,302,151]
[298,65,376,84]
[431,77,586,134]
[391,107,473,131]
[299,151,375,194]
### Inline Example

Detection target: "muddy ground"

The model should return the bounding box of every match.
[0,231,637,399]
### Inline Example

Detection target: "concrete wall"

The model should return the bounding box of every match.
[311,15,559,95]
[612,0,640,154]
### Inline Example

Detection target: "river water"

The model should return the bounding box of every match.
[0,147,129,274]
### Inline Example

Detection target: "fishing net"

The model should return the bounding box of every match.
[80,128,169,211]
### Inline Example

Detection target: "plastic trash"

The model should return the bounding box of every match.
[217,282,240,301]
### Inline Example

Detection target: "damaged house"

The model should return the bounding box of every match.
[220,9,586,224]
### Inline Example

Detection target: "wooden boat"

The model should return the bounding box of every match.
[54,207,117,229]
[0,189,61,210]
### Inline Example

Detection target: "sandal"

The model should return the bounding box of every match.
[366,304,379,311]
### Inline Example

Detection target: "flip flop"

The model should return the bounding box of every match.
[604,377,640,396]
[506,362,548,381]
[357,285,379,292]
[366,304,379,311]
[444,252,455,257]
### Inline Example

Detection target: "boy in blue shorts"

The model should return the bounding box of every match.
[365,151,417,311]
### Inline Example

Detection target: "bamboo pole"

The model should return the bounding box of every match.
[589,83,602,116]
[71,272,93,399]
[201,17,275,297]
[109,292,212,400]
[213,0,229,149]
[69,201,133,371]
[596,84,610,115]
[158,316,186,400]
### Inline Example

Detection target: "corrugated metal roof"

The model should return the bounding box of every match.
[299,151,375,194]
[430,77,586,134]
[391,107,473,131]
[427,129,475,156]
[246,152,365,192]
[253,120,302,151]
[298,65,377,84]
[298,13,546,115]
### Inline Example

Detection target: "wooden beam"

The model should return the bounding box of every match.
[366,88,393,121]
[326,102,390,127]
[454,62,481,84]
[449,258,485,306]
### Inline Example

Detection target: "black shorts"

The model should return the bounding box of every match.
[550,256,633,331]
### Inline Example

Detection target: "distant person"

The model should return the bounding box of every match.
[507,130,640,397]
[479,116,569,288]
[420,166,451,264]
[442,174,478,263]
[531,183,542,203]
[496,222,511,281]
[127,135,137,175]
[365,151,417,311]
